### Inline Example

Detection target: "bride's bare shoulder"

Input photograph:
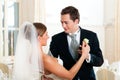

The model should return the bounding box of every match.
[43,53,57,65]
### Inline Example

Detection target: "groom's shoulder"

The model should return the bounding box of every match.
[81,28,96,35]
[53,31,66,37]
[52,31,66,37]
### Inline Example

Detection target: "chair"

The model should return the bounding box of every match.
[96,68,115,80]
[107,70,115,80]
[96,69,107,80]
[0,63,9,75]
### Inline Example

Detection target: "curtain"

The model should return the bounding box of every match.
[17,0,45,25]
[105,0,120,63]
[114,0,120,61]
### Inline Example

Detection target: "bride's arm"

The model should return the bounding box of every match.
[43,41,89,80]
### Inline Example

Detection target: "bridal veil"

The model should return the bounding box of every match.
[12,22,44,80]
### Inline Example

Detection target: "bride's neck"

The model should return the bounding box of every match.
[39,44,44,53]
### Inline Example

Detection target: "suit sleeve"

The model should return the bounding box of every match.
[49,36,59,58]
[89,33,104,66]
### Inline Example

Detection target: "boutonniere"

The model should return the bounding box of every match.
[83,38,89,44]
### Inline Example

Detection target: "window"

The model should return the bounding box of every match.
[0,0,19,56]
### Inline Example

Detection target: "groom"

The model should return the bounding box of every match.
[49,6,104,80]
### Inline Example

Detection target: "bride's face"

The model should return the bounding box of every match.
[39,31,49,46]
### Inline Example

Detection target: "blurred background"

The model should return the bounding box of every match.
[0,0,120,80]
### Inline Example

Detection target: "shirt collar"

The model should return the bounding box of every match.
[69,28,80,35]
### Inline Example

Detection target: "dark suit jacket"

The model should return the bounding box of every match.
[50,27,104,80]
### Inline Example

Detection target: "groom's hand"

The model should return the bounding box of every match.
[41,75,54,80]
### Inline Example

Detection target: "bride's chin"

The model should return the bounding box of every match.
[44,43,47,46]
[42,44,47,46]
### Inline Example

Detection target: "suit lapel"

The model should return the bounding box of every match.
[80,27,86,45]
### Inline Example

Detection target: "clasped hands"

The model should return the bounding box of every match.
[78,41,90,60]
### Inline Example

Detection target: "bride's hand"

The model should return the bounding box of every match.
[81,41,90,59]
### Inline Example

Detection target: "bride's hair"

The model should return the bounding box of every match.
[33,22,47,37]
[13,22,44,80]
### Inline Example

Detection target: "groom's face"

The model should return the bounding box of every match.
[61,14,79,34]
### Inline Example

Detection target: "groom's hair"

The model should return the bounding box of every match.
[61,6,80,22]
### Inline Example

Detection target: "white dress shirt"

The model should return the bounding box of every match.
[67,29,91,63]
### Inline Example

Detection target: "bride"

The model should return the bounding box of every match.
[13,21,90,80]
[13,22,43,80]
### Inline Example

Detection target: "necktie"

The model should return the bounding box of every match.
[69,34,79,60]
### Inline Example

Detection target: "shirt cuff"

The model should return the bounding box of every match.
[86,53,91,63]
